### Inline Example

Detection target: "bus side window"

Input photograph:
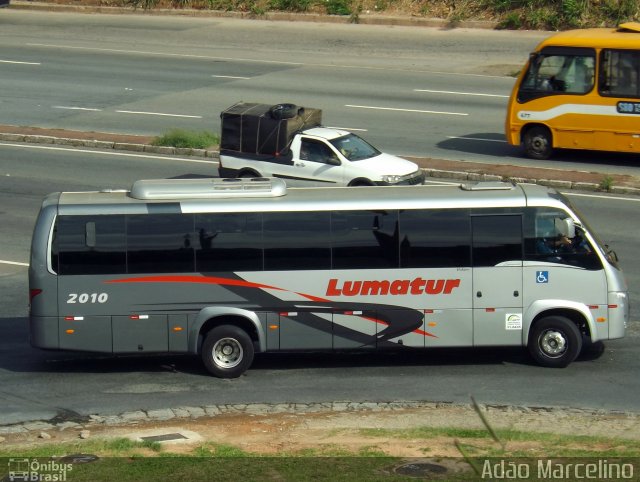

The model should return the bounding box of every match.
[53,215,126,275]
[599,49,640,98]
[399,209,471,268]
[195,213,263,272]
[332,210,399,269]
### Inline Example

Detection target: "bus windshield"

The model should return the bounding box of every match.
[518,48,595,102]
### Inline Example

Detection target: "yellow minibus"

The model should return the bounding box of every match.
[506,22,640,159]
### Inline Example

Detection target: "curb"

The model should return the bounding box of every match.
[0,132,219,159]
[3,131,639,195]
[0,400,627,435]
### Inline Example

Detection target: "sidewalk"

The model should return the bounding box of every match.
[1,124,639,195]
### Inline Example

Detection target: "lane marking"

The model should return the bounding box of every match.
[346,104,468,116]
[212,75,251,80]
[447,135,507,143]
[0,259,28,267]
[116,110,203,119]
[564,192,640,202]
[0,59,41,66]
[0,142,218,165]
[414,89,509,98]
[53,106,103,112]
[54,106,200,118]
[27,43,303,66]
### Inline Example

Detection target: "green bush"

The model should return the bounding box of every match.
[561,0,586,28]
[269,0,313,11]
[125,0,160,8]
[601,0,639,24]
[497,12,522,29]
[325,0,351,15]
[152,129,219,149]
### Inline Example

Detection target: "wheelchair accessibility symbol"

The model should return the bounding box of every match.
[536,271,549,283]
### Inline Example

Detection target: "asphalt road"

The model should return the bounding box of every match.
[4,9,629,173]
[0,144,639,425]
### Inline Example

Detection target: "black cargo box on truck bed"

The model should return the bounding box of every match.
[220,102,322,155]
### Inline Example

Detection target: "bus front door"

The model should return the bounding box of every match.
[471,215,524,346]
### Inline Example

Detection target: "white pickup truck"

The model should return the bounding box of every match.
[218,103,425,186]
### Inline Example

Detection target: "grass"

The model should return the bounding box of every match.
[358,426,640,457]
[151,129,219,150]
[2,427,640,481]
[599,175,615,192]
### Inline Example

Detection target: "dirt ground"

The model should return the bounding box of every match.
[3,404,640,456]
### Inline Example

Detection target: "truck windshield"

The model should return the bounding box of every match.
[330,134,381,161]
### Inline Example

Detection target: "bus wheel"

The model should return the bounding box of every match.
[528,316,582,368]
[523,126,553,160]
[201,325,254,378]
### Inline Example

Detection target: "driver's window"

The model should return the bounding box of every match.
[524,208,601,270]
[300,139,338,165]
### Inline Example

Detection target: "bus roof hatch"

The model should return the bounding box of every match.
[618,22,640,33]
[129,177,287,200]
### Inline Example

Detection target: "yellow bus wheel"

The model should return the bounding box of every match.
[523,126,553,160]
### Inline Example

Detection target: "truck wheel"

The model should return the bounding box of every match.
[523,125,553,160]
[348,179,374,187]
[201,325,254,378]
[239,170,260,178]
[528,316,582,368]
[270,103,300,120]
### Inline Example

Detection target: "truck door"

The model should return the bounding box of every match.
[471,214,524,346]
[295,138,344,184]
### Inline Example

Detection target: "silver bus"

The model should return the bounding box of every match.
[29,178,628,377]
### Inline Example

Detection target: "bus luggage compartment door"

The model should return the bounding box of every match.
[112,315,168,353]
[59,316,112,352]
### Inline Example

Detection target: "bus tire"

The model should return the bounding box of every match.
[528,316,582,368]
[523,125,553,160]
[201,325,254,378]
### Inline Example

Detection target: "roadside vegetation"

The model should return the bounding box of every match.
[152,128,219,149]
[114,0,640,29]
[2,427,640,481]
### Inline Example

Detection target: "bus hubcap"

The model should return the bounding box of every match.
[540,330,567,357]
[212,338,243,368]
[532,137,547,152]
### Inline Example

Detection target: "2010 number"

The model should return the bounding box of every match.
[67,293,109,304]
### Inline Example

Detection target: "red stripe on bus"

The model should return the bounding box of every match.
[106,275,286,292]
